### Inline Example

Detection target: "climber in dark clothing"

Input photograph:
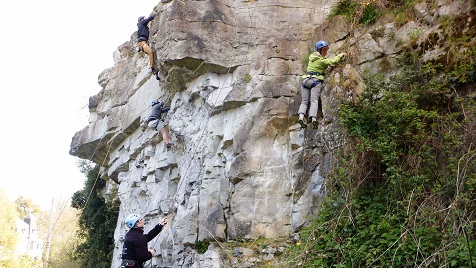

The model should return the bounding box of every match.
[137,12,160,80]
[147,100,173,149]
[121,214,168,268]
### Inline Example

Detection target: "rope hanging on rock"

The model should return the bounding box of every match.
[145,2,261,266]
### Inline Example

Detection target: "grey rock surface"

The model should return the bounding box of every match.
[69,0,473,266]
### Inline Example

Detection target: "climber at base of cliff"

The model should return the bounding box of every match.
[147,100,173,149]
[137,12,160,81]
[297,40,346,129]
[121,214,168,268]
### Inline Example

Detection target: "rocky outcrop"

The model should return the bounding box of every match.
[69,0,474,267]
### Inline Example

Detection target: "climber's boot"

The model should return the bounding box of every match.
[166,142,173,150]
[150,68,161,81]
[311,117,318,129]
[298,113,308,129]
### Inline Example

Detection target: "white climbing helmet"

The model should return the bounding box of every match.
[124,213,141,228]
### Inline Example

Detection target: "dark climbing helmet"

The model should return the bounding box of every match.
[151,100,159,106]
[315,40,329,51]
[124,213,141,228]
[138,16,146,22]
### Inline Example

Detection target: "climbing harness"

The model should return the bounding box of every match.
[306,71,321,76]
[147,119,165,131]
[302,77,321,90]
[120,259,137,267]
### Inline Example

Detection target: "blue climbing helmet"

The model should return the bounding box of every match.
[315,40,329,51]
[151,100,159,106]
[138,16,146,22]
[124,213,141,228]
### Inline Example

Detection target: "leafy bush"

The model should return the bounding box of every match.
[329,0,358,22]
[196,240,210,254]
[359,3,380,25]
[330,0,381,25]
[71,165,118,268]
[278,55,476,267]
[330,0,422,26]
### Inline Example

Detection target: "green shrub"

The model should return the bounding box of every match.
[277,56,476,267]
[196,240,210,254]
[330,0,358,21]
[71,165,118,268]
[359,3,380,25]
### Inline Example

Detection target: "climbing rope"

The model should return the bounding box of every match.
[39,0,299,266]
[170,0,261,220]
[36,55,151,268]
[321,6,325,40]
[145,2,261,267]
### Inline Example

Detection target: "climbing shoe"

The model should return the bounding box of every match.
[298,119,307,129]
[155,72,161,81]
[312,120,318,129]
[166,142,173,149]
[151,68,161,81]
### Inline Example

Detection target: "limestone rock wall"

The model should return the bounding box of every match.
[69,0,474,267]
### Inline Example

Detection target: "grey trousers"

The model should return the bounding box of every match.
[298,82,322,118]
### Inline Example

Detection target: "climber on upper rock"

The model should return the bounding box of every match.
[297,40,346,129]
[147,100,173,149]
[137,12,160,80]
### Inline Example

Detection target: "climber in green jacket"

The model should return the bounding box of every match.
[298,40,346,129]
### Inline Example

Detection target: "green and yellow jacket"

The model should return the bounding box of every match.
[303,51,344,80]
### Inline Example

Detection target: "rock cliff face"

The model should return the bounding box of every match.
[69,0,474,267]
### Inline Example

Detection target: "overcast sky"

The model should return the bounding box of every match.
[0,0,158,209]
